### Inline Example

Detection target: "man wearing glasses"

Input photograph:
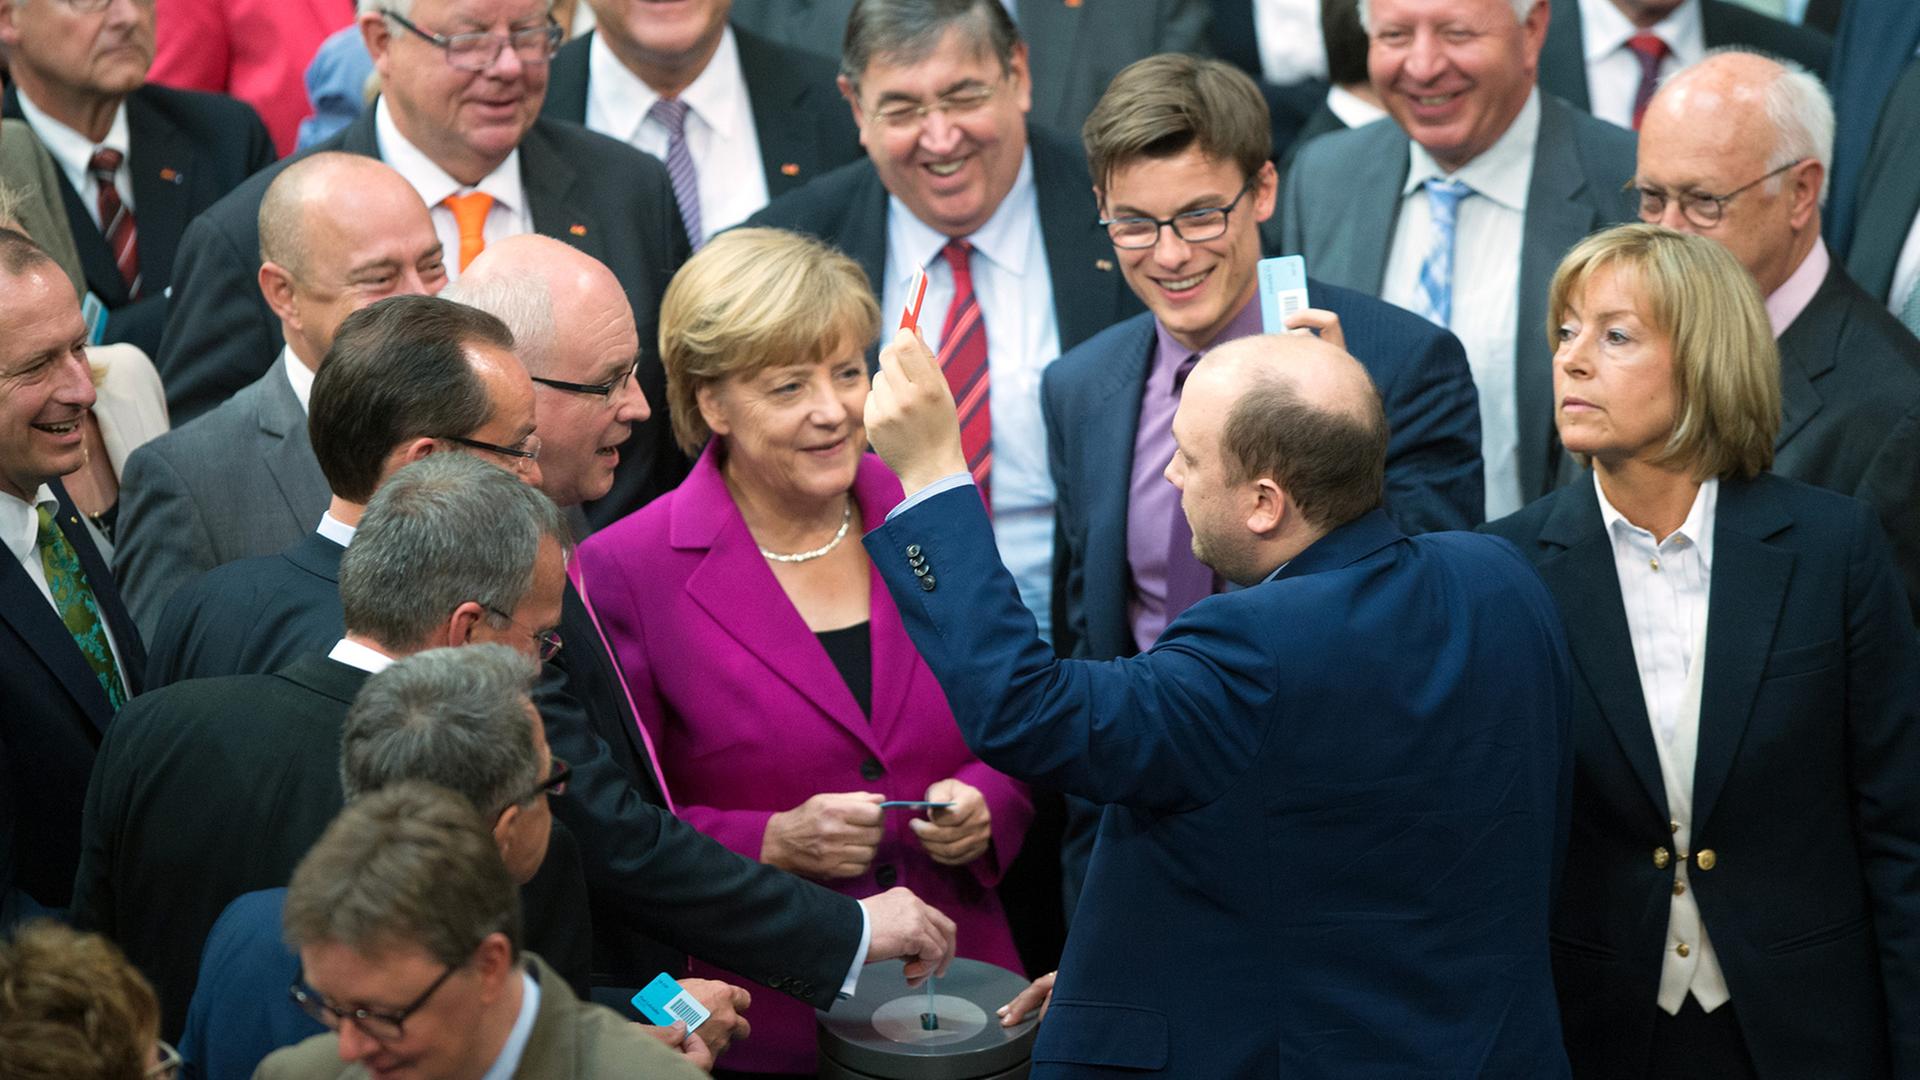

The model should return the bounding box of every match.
[1636,50,1920,620]
[0,0,275,358]
[749,0,1141,647]
[157,0,694,529]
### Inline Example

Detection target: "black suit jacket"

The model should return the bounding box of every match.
[1484,473,1920,1078]
[1844,57,1920,306]
[145,529,343,688]
[1,84,274,357]
[1538,0,1832,113]
[0,483,146,915]
[746,126,1141,354]
[541,26,862,202]
[69,655,595,1039]
[1772,260,1920,622]
[156,111,693,526]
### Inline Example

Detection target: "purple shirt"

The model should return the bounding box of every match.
[1126,296,1267,652]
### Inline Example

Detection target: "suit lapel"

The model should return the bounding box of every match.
[1774,265,1843,451]
[854,459,916,744]
[1847,60,1920,299]
[545,34,592,123]
[1518,98,1596,498]
[1540,0,1593,109]
[1016,0,1076,132]
[1031,131,1128,349]
[1332,124,1405,295]
[0,513,114,727]
[284,530,346,584]
[1691,479,1793,834]
[737,25,830,196]
[517,124,606,267]
[124,88,194,292]
[1082,319,1155,655]
[253,367,331,528]
[1535,480,1669,818]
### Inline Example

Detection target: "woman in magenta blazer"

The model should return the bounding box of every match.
[573,229,1032,1076]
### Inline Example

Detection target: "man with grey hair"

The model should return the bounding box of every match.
[68,453,573,1040]
[1282,0,1637,520]
[1637,48,1920,618]
[258,782,704,1079]
[115,154,450,640]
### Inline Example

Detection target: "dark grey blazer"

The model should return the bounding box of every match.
[1843,56,1920,307]
[1537,0,1831,112]
[1278,94,1638,502]
[114,362,330,641]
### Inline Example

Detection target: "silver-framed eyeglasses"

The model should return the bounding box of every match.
[869,79,1003,131]
[483,605,563,661]
[381,9,562,72]
[1099,173,1260,249]
[1631,158,1807,229]
[58,0,155,14]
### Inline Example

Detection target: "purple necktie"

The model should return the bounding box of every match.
[649,96,703,249]
[1164,354,1219,622]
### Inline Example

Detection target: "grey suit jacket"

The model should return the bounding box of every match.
[1844,56,1920,306]
[728,0,1208,137]
[0,118,86,297]
[1278,94,1637,501]
[254,954,704,1079]
[114,361,329,640]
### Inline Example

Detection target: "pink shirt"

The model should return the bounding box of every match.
[1766,237,1830,337]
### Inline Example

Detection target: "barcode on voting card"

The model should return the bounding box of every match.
[1281,294,1303,317]
[668,997,704,1027]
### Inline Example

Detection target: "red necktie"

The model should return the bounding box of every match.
[937,239,991,511]
[89,148,140,297]
[1627,33,1670,130]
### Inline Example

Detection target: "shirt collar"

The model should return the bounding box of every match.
[476,967,541,1080]
[588,25,750,144]
[887,148,1038,285]
[1593,471,1719,568]
[1766,236,1829,336]
[374,96,524,218]
[1580,0,1704,62]
[15,91,132,194]
[325,636,396,674]
[316,511,356,549]
[1,483,60,569]
[1403,88,1541,213]
[1325,84,1388,130]
[282,345,316,414]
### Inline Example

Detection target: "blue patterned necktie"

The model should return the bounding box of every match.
[36,505,127,710]
[1416,178,1473,328]
[649,96,704,250]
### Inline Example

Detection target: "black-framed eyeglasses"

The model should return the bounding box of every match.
[531,359,639,400]
[1631,158,1807,229]
[382,9,562,73]
[441,432,541,463]
[868,77,1004,131]
[288,961,460,1043]
[500,757,570,820]
[1099,173,1260,249]
[147,1040,182,1079]
[483,604,563,660]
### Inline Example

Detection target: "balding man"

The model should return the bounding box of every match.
[1636,50,1920,619]
[114,154,447,639]
[864,329,1574,1076]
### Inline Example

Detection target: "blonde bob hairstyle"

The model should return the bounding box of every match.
[660,228,882,457]
[1548,223,1780,481]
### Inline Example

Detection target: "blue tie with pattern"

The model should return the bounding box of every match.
[1416,178,1473,328]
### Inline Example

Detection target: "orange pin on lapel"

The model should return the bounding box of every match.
[1065,0,1082,7]
[569,224,587,236]
[159,167,181,183]
[780,162,801,176]
[1095,258,1114,272]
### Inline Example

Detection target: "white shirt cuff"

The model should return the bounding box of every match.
[885,473,974,523]
[839,901,873,999]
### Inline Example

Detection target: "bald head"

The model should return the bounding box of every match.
[1635,50,1830,295]
[257,154,447,367]
[449,235,646,509]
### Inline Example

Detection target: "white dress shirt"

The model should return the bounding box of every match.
[1595,473,1731,1014]
[2,483,131,678]
[13,92,134,230]
[282,345,316,414]
[584,26,769,241]
[375,98,531,282]
[1253,0,1328,84]
[1325,84,1388,130]
[1383,91,1539,519]
[1887,212,1920,322]
[881,151,1062,642]
[1579,0,1705,130]
[315,512,356,550]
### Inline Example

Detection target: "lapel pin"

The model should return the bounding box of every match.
[569,223,588,236]
[1065,0,1082,7]
[1095,258,1114,272]
[780,162,801,176]
[159,167,182,184]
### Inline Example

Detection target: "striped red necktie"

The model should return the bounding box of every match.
[937,239,991,511]
[88,148,140,298]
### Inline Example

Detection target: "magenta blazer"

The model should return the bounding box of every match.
[573,446,1032,1074]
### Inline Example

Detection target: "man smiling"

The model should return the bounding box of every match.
[749,0,1139,645]
[1281,0,1636,519]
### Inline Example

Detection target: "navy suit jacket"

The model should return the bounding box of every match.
[1484,473,1920,1078]
[867,488,1572,1077]
[176,888,321,1080]
[0,482,145,916]
[1044,294,1483,662]
[1843,56,1920,306]
[1,83,274,356]
[1824,0,1920,258]
[541,25,862,201]
[145,529,343,688]
[1537,0,1830,113]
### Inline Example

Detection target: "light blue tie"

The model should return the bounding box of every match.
[1416,178,1473,328]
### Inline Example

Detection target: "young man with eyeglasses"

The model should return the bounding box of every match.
[1043,52,1486,916]
[1637,50,1920,620]
[0,0,276,359]
[260,783,706,1079]
[749,0,1141,648]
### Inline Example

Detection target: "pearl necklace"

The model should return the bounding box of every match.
[758,501,853,563]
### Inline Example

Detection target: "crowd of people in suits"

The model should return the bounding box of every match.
[0,0,1917,1076]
